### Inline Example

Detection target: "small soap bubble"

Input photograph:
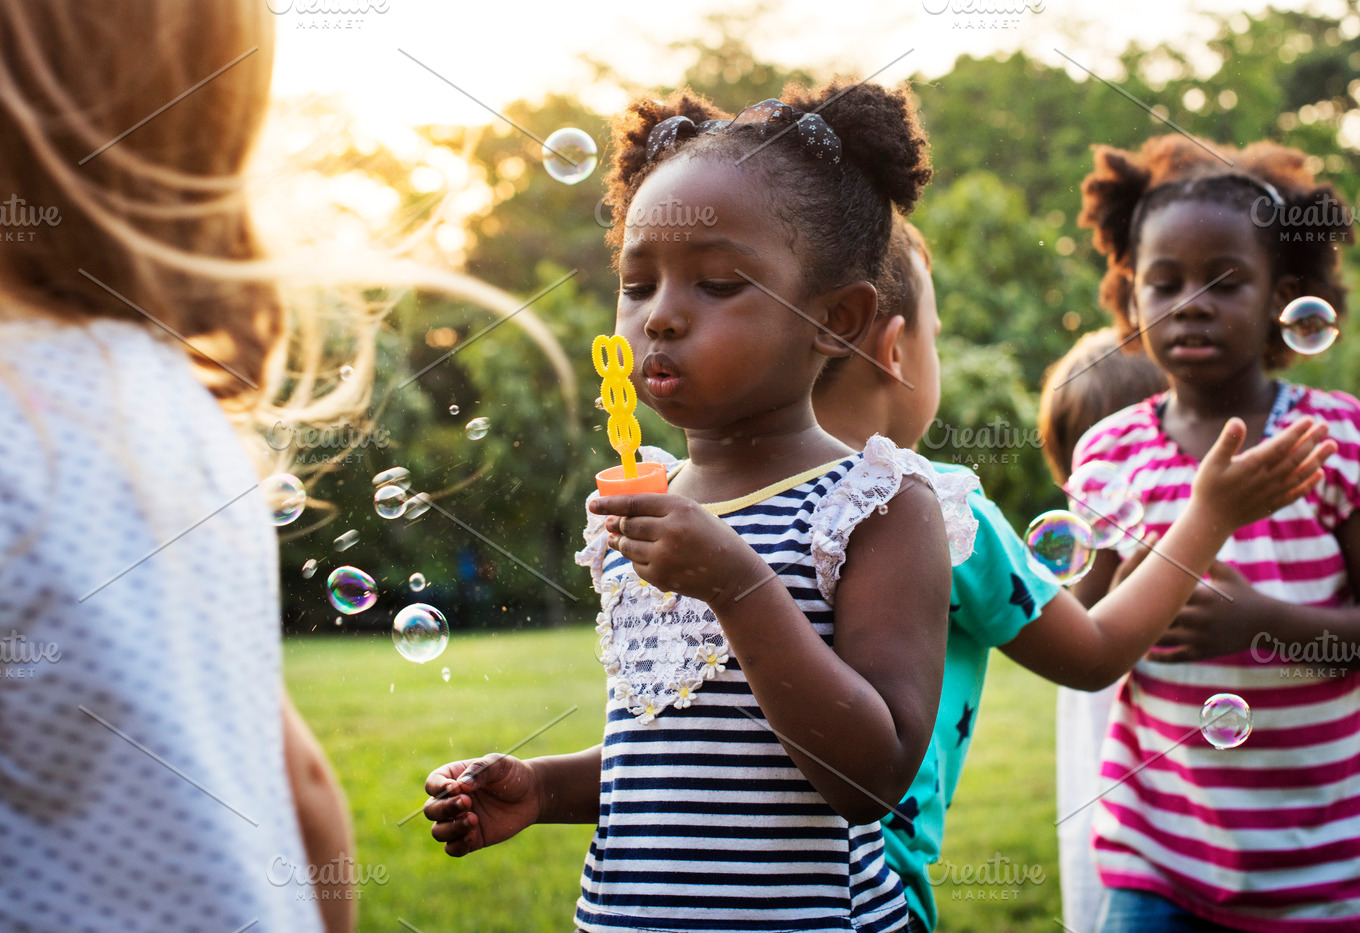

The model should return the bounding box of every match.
[301,558,318,579]
[1200,693,1252,749]
[334,616,342,626]
[371,467,411,490]
[333,529,359,551]
[340,365,354,381]
[392,603,450,664]
[542,127,598,185]
[262,473,306,526]
[1024,510,1095,585]
[448,403,460,416]
[594,396,605,410]
[876,504,889,516]
[1279,296,1339,355]
[373,484,407,520]
[441,666,451,683]
[403,492,432,521]
[327,566,377,615]
[409,572,427,592]
[465,417,491,440]
[390,683,394,693]
[1066,461,1145,550]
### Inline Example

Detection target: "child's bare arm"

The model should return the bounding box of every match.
[1152,512,1360,667]
[1001,417,1334,689]
[423,745,601,858]
[592,480,951,824]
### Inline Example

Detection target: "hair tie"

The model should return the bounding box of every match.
[644,98,842,164]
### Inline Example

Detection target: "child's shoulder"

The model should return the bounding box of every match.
[1073,393,1168,466]
[1287,384,1360,439]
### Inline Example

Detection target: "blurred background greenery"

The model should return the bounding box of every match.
[275,3,1360,637]
[270,6,1360,929]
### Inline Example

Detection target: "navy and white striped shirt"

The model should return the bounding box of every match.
[574,440,976,932]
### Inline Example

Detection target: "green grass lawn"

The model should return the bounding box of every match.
[286,629,1060,932]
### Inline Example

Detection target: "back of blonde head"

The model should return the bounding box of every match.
[0,1,283,404]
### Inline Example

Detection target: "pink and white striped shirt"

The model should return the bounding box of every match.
[1074,382,1360,932]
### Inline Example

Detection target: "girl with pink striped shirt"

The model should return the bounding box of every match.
[1070,135,1360,933]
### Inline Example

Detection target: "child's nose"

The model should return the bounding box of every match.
[643,286,687,339]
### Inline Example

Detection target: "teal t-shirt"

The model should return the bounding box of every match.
[881,463,1061,930]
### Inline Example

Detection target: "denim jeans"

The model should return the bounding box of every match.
[1097,888,1246,933]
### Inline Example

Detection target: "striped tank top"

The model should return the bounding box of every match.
[1074,383,1360,931]
[573,437,978,933]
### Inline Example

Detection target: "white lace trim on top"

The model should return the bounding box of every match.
[809,434,978,602]
[574,437,978,723]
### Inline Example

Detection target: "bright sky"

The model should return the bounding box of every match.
[270,0,1345,137]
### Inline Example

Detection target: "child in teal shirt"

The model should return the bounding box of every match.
[811,216,1335,931]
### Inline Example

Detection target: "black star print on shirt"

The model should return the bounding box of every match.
[888,795,920,838]
[1009,573,1035,616]
[955,702,974,746]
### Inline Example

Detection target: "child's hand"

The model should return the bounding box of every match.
[423,754,541,857]
[590,493,766,608]
[1190,416,1335,531]
[1148,560,1266,663]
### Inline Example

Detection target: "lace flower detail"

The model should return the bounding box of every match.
[671,678,703,709]
[697,645,729,679]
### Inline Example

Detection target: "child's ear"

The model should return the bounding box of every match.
[1271,273,1302,314]
[873,314,908,379]
[813,280,877,361]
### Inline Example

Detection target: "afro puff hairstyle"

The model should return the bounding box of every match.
[1078,134,1354,370]
[601,79,932,304]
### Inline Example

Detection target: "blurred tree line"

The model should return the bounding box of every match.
[279,3,1360,634]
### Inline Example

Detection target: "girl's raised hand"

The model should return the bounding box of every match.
[1191,416,1335,531]
[423,754,542,858]
[590,493,766,608]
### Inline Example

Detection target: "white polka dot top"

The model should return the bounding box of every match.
[0,317,322,933]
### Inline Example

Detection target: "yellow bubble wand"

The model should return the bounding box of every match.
[591,334,668,496]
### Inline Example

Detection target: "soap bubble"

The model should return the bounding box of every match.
[1200,693,1252,749]
[301,559,318,579]
[409,572,427,592]
[876,504,889,516]
[1279,296,1339,355]
[594,396,605,410]
[465,417,491,440]
[392,603,449,663]
[373,484,407,520]
[542,127,598,185]
[1024,510,1096,585]
[327,566,377,615]
[340,365,354,381]
[1066,461,1145,550]
[371,467,411,490]
[262,473,306,526]
[448,403,460,416]
[334,529,359,551]
[441,667,451,682]
[403,492,432,521]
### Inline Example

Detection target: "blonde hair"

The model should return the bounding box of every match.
[0,0,575,491]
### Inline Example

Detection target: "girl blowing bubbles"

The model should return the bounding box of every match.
[1073,136,1360,932]
[424,81,978,932]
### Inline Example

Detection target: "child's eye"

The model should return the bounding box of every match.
[620,284,655,300]
[699,281,742,296]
